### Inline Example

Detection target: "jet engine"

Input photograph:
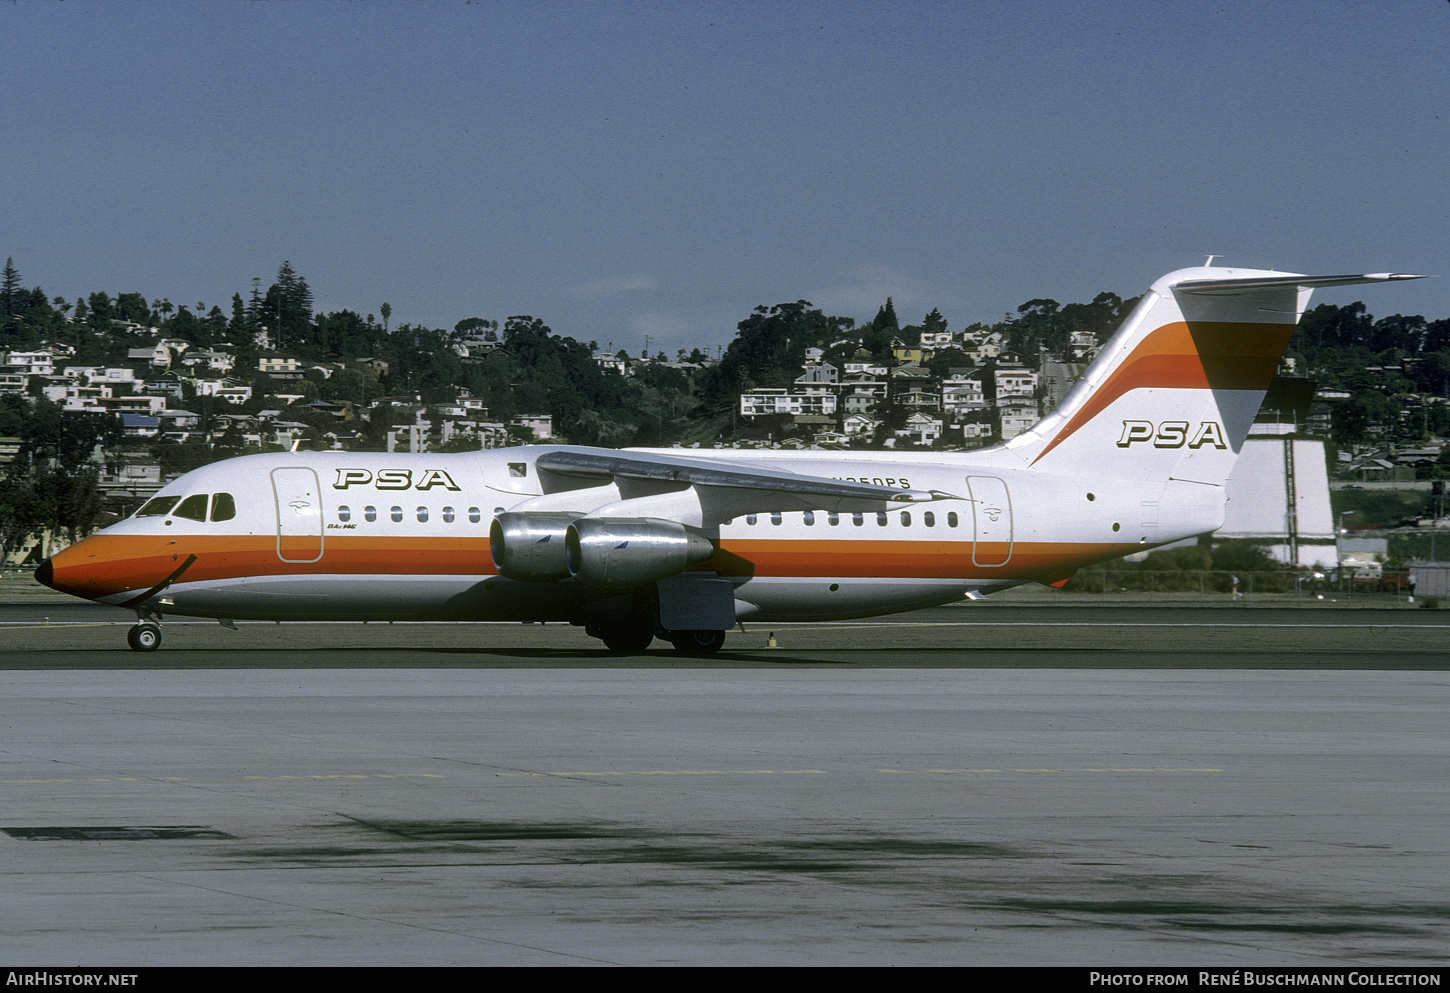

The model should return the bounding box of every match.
[565,517,716,589]
[489,512,576,582]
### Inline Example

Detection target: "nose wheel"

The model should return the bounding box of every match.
[127,622,162,652]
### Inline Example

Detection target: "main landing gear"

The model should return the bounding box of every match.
[597,624,655,655]
[582,586,731,657]
[586,622,728,657]
[667,629,727,657]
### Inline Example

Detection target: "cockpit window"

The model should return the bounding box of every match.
[172,494,209,521]
[211,493,236,522]
[135,496,180,517]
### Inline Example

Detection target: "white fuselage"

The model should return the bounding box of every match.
[41,446,1222,623]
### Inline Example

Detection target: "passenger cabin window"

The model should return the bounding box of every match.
[391,506,403,522]
[803,511,815,526]
[877,512,888,527]
[135,496,180,517]
[948,512,959,528]
[468,507,481,523]
[900,511,911,527]
[211,493,236,522]
[443,507,455,523]
[852,512,863,526]
[172,494,209,522]
[337,506,351,523]
[924,511,935,527]
[770,512,782,526]
[746,514,758,525]
[365,506,377,522]
[828,512,839,526]
[416,506,429,523]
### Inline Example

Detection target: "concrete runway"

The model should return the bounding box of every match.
[3,601,1449,668]
[0,604,1446,965]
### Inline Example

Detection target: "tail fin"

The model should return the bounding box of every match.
[1003,267,1425,484]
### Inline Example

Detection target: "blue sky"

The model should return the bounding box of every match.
[4,0,1447,357]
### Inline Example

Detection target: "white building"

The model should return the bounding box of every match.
[998,397,1039,440]
[3,350,56,376]
[512,413,554,440]
[1217,424,1337,568]
[739,389,837,418]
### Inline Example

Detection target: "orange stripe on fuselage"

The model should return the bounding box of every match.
[1030,320,1294,465]
[44,533,496,599]
[45,531,1139,600]
[703,539,1129,580]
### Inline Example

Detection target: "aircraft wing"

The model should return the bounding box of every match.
[534,448,955,518]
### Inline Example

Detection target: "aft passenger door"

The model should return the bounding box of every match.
[271,467,324,563]
[967,475,1013,567]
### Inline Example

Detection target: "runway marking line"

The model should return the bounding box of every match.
[0,773,445,784]
[880,767,1225,775]
[7,619,1450,630]
[498,769,827,777]
[773,621,1450,630]
[0,623,122,629]
[1,769,1363,785]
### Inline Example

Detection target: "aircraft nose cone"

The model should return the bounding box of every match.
[34,557,55,590]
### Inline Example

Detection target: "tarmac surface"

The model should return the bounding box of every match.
[1,601,1446,965]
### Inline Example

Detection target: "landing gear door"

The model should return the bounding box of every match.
[657,574,736,631]
[967,475,1013,567]
[272,467,324,564]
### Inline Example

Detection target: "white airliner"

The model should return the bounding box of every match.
[36,265,1425,654]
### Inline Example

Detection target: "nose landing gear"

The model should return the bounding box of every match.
[127,611,162,652]
[127,623,161,652]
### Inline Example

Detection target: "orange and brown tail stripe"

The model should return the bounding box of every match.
[1030,320,1294,465]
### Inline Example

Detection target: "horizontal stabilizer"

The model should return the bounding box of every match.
[1176,272,1428,295]
[1003,265,1426,482]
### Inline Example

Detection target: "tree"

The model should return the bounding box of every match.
[0,399,119,561]
[453,317,488,340]
[695,301,854,417]
[1332,391,1398,445]
[261,261,314,352]
[117,292,153,328]
[1294,302,1374,352]
[85,292,114,332]
[2,257,21,326]
[861,298,900,360]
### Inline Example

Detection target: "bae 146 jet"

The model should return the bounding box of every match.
[35,265,1425,654]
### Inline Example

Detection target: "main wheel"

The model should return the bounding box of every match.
[127,624,161,652]
[599,626,654,655]
[669,629,726,657]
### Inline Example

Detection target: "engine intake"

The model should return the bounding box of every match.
[489,512,576,582]
[565,517,716,589]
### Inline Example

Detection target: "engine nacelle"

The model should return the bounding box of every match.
[565,517,716,589]
[489,512,576,582]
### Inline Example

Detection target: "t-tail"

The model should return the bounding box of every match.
[1001,266,1427,484]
